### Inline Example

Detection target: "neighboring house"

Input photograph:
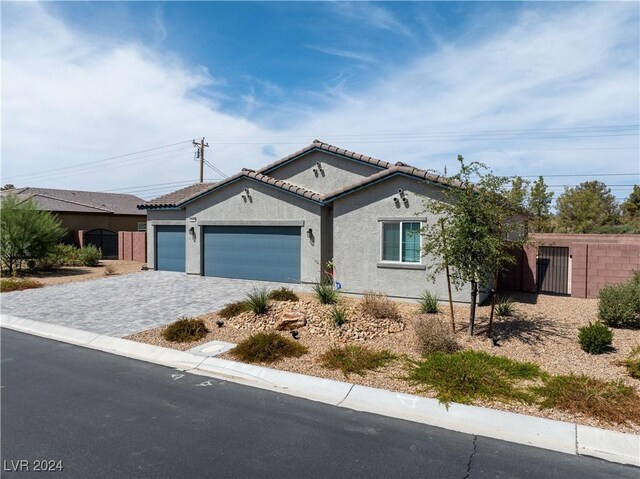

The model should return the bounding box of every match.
[2,187,146,259]
[139,140,481,302]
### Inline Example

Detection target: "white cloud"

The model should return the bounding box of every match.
[2,2,638,200]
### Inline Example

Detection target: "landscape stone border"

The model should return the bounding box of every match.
[2,313,638,467]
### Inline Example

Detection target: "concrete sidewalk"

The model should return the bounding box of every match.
[1,313,638,467]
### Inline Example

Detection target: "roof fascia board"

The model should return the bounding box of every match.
[177,176,324,209]
[261,147,388,175]
[325,172,453,203]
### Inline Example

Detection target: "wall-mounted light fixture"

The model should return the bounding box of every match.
[189,226,196,238]
[306,228,313,238]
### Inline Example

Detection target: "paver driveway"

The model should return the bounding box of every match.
[0,271,310,337]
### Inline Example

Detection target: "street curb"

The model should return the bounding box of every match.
[2,315,638,467]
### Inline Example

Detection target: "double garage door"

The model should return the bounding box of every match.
[155,225,301,283]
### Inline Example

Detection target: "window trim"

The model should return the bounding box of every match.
[379,220,423,264]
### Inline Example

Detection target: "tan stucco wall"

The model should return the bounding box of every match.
[56,212,144,234]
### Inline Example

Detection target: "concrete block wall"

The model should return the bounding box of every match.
[118,231,147,263]
[501,234,639,298]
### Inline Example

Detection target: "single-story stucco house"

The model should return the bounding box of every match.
[139,140,485,303]
[1,187,146,258]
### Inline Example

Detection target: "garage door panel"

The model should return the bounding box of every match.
[203,226,300,282]
[156,226,185,272]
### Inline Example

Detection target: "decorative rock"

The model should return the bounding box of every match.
[275,312,307,331]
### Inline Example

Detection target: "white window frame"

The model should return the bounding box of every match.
[379,221,422,264]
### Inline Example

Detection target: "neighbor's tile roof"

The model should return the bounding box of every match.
[2,187,146,215]
[257,139,394,174]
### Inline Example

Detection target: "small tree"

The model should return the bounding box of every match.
[0,194,65,274]
[528,176,554,232]
[421,156,528,335]
[621,185,640,229]
[506,176,530,210]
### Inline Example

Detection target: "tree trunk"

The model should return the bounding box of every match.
[469,280,478,336]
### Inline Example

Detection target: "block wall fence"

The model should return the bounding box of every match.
[117,231,147,263]
[500,234,640,299]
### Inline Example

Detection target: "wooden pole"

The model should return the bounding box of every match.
[487,224,503,340]
[440,220,456,332]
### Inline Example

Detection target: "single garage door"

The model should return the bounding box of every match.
[203,226,301,282]
[155,225,185,272]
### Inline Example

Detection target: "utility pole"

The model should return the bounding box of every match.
[192,137,209,183]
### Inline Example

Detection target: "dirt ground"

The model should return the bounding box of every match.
[128,292,640,433]
[8,260,145,287]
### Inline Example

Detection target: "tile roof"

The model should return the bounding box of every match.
[139,141,464,209]
[2,187,146,215]
[139,169,324,209]
[257,139,394,174]
[139,182,217,208]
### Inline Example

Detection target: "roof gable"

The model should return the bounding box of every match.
[257,140,394,175]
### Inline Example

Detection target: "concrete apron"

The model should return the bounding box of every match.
[1,313,638,467]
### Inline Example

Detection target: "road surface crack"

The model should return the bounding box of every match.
[462,435,477,479]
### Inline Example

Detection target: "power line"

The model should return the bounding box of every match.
[6,140,193,182]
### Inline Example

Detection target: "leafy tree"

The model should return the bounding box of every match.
[621,185,640,227]
[0,194,65,275]
[506,176,529,210]
[556,181,619,233]
[1,184,15,191]
[421,156,528,335]
[527,176,554,232]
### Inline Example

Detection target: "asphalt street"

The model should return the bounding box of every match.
[1,329,637,479]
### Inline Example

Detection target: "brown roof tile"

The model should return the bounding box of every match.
[256,139,395,174]
[2,187,146,215]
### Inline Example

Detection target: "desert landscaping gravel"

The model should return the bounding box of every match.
[9,260,145,287]
[127,291,640,434]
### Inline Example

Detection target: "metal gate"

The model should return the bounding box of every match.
[536,246,570,295]
[84,229,118,259]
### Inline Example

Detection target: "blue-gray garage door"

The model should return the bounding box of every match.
[203,226,301,282]
[155,226,185,272]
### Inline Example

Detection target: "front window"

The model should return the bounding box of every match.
[382,222,421,263]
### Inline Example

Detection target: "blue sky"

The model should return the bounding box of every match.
[2,1,639,200]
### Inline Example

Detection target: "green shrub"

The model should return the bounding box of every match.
[78,245,102,266]
[330,306,348,327]
[419,290,439,314]
[320,345,396,377]
[360,292,401,320]
[162,317,209,343]
[414,318,459,355]
[218,301,249,319]
[230,332,308,363]
[632,270,640,286]
[534,374,640,425]
[405,350,542,405]
[495,297,515,317]
[313,282,339,305]
[622,345,640,379]
[598,282,640,328]
[0,278,43,292]
[578,322,613,354]
[268,287,299,302]
[245,288,269,314]
[35,243,80,271]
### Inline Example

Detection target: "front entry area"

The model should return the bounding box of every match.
[203,226,301,283]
